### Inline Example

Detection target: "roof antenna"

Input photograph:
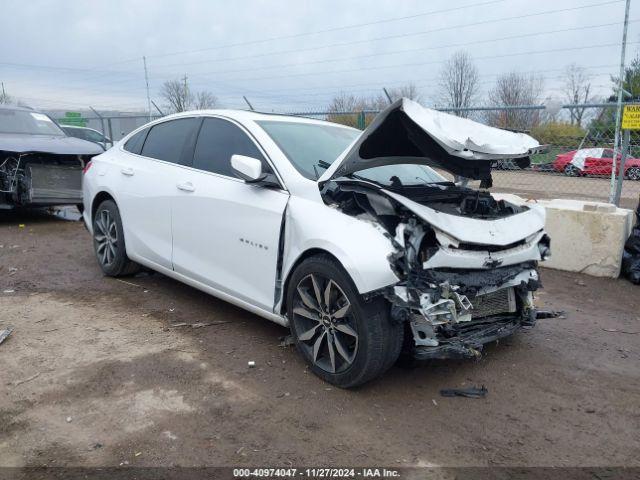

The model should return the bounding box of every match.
[243,96,255,111]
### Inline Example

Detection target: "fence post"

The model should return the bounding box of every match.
[613,129,631,206]
[357,111,365,130]
[107,118,114,147]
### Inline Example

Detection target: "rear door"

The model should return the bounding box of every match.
[171,116,289,311]
[116,117,200,269]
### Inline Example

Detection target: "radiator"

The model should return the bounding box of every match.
[25,164,83,205]
[471,287,517,319]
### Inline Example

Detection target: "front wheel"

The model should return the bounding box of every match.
[564,164,581,177]
[92,199,140,276]
[626,167,640,181]
[287,255,402,388]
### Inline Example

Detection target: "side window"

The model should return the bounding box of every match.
[87,130,104,142]
[141,118,199,164]
[193,118,270,177]
[602,149,613,158]
[123,128,149,155]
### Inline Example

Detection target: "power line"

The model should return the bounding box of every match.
[151,0,624,72]
[142,0,508,62]
[182,20,632,79]
[192,41,639,84]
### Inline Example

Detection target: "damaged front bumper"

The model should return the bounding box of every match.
[389,263,540,360]
[413,315,523,360]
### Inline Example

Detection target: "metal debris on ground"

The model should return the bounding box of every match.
[0,326,14,346]
[191,321,229,328]
[248,361,256,368]
[440,385,488,399]
[602,328,640,335]
[536,310,566,319]
[12,372,40,387]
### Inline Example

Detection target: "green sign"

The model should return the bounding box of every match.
[58,111,87,127]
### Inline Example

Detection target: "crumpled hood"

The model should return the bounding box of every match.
[319,98,542,183]
[382,188,546,246]
[0,133,103,155]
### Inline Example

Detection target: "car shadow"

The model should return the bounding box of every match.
[0,206,82,225]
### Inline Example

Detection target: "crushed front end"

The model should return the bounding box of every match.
[322,179,551,361]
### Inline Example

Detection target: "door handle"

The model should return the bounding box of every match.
[176,181,195,192]
[120,167,134,176]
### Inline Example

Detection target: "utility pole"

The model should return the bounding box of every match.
[143,56,152,122]
[609,0,631,204]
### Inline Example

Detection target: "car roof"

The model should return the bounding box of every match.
[0,104,37,113]
[159,109,359,130]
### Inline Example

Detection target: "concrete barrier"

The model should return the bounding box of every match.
[494,195,634,278]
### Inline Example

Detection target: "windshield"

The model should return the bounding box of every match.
[0,109,65,136]
[257,120,446,186]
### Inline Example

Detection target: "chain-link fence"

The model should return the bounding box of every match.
[287,104,640,209]
[57,103,640,208]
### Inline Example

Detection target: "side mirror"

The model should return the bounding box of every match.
[231,154,265,182]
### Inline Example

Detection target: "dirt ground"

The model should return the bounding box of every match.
[0,208,639,470]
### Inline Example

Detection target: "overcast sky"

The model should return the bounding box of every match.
[1,0,638,113]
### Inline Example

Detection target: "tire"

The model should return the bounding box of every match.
[564,164,581,177]
[92,199,140,276]
[626,167,640,181]
[286,254,403,388]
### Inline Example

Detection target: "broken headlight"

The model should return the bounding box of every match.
[538,234,551,261]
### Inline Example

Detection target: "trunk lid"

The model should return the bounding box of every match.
[318,98,542,184]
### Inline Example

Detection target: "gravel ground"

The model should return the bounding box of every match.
[0,208,639,470]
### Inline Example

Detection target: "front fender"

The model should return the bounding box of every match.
[281,197,400,297]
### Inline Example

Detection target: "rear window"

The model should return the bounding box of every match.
[123,128,148,154]
[140,118,199,164]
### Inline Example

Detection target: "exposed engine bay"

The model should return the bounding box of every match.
[0,151,90,209]
[321,178,551,360]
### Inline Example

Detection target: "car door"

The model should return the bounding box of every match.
[116,117,200,270]
[171,116,289,312]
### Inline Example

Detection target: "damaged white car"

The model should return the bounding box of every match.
[83,98,550,387]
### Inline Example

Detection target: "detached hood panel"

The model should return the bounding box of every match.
[0,133,103,155]
[319,98,542,183]
[382,189,545,247]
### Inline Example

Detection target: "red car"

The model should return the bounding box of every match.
[554,148,640,180]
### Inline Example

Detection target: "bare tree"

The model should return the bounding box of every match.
[326,93,370,127]
[485,72,544,130]
[160,77,217,112]
[437,51,479,117]
[0,83,12,105]
[160,79,192,113]
[562,64,593,127]
[194,91,217,110]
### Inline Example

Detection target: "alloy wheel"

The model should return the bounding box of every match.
[628,167,640,181]
[564,164,579,177]
[292,274,358,374]
[94,209,118,267]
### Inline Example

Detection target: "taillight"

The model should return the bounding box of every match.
[83,160,93,174]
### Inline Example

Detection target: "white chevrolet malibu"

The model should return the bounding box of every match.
[83,99,550,387]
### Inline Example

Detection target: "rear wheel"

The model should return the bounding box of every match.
[627,167,640,181]
[287,255,402,388]
[92,200,140,276]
